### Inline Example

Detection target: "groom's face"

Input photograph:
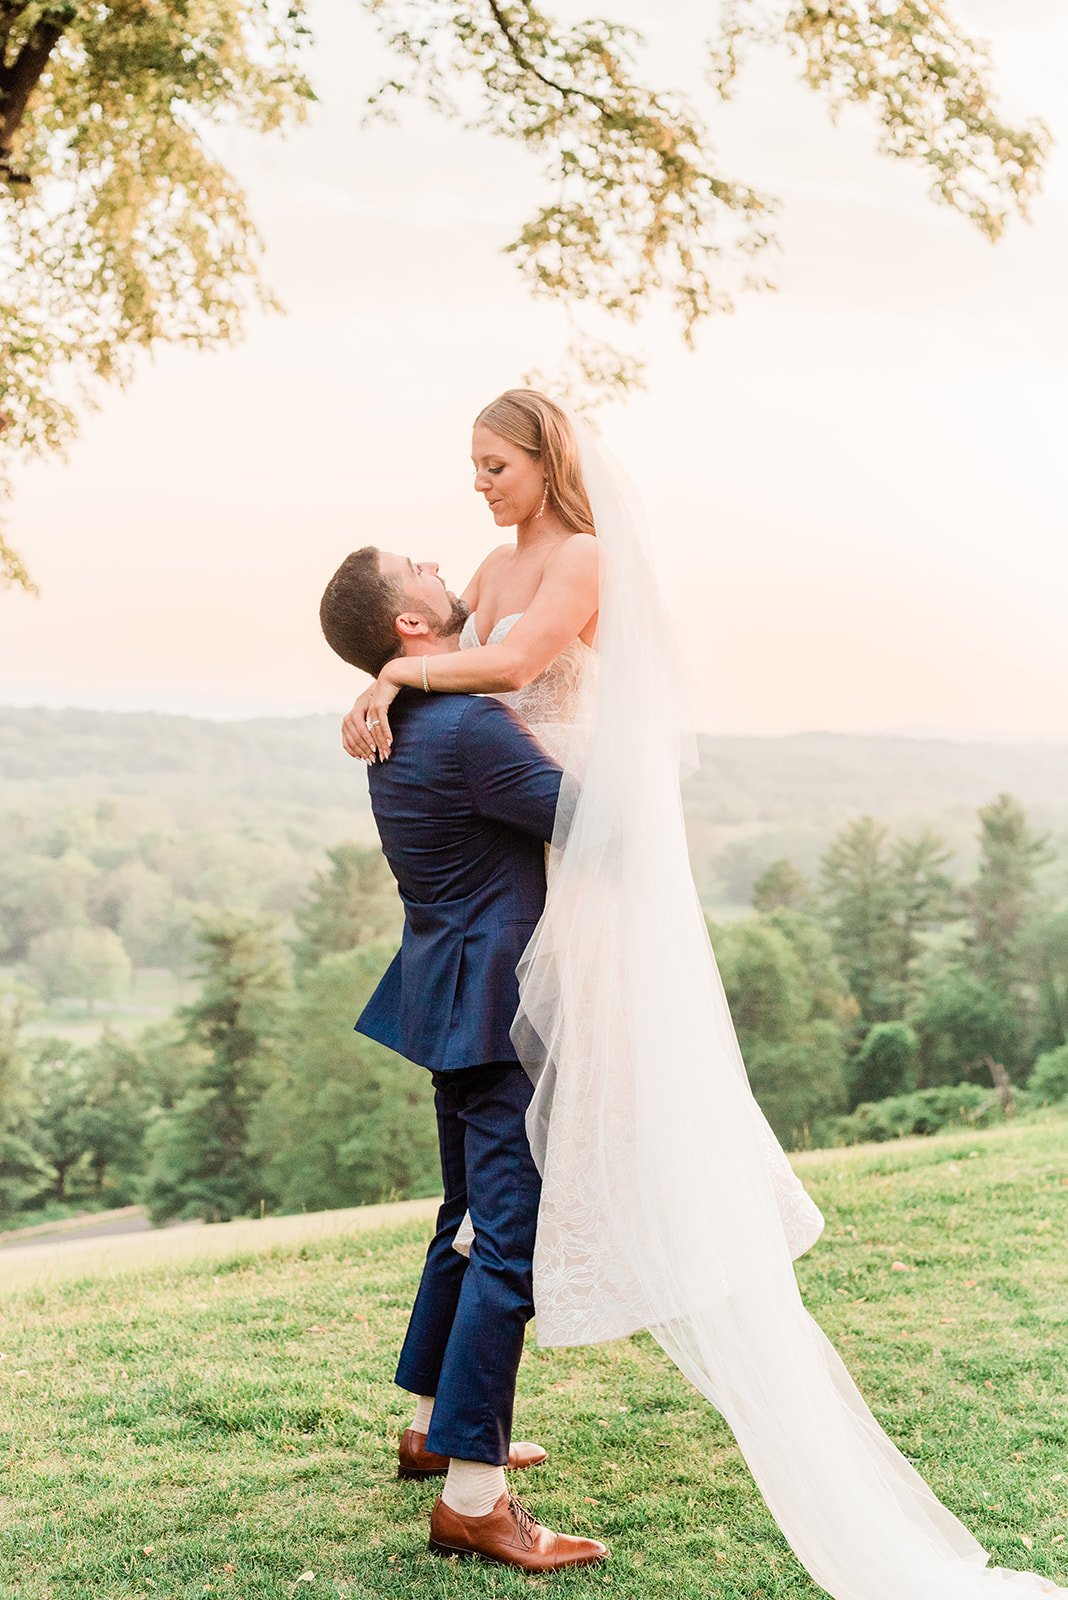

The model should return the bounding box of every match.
[378,550,468,639]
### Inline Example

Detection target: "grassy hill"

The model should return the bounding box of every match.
[2,1117,1065,1599]
[0,708,377,857]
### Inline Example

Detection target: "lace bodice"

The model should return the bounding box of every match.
[459,611,592,768]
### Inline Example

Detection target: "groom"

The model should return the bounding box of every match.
[319,547,608,1573]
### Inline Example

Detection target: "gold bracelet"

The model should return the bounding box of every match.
[422,654,429,692]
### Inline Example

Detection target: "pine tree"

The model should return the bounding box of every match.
[972,794,1052,987]
[142,914,288,1224]
[963,794,1053,1075]
[290,844,401,975]
[248,944,439,1213]
[818,818,898,1028]
[886,830,959,1010]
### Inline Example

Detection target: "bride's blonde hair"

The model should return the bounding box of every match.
[475,389,596,537]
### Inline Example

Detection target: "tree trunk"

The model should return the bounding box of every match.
[0,16,66,172]
[984,1056,1016,1118]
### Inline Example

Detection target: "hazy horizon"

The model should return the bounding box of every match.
[3,697,1068,748]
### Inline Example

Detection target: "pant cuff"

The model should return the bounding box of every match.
[395,1365,439,1397]
[425,1419,508,1467]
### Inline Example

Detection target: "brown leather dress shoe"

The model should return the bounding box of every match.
[428,1490,609,1571]
[397,1430,547,1480]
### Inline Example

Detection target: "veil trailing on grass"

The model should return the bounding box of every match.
[510,412,1066,1599]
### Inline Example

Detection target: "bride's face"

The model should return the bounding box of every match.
[471,424,544,529]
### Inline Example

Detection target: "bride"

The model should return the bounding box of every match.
[342,389,1066,1599]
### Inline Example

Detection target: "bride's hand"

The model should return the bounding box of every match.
[341,686,377,762]
[364,668,402,760]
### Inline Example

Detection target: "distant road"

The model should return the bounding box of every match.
[0,1195,441,1294]
[0,1206,200,1250]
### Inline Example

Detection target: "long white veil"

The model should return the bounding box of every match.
[511,411,1065,1599]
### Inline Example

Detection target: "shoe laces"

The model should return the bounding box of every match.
[508,1495,538,1549]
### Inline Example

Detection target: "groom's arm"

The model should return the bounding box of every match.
[456,697,563,844]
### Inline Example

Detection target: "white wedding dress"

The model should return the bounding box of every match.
[456,606,823,1335]
[448,423,1065,1599]
[449,610,596,1259]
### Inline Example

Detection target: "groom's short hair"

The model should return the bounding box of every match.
[320,547,404,677]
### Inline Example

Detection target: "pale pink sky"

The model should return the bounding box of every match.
[2,0,1066,737]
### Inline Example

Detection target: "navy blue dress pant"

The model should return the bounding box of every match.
[394,1062,541,1466]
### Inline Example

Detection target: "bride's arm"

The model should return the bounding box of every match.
[365,534,598,760]
[341,548,500,761]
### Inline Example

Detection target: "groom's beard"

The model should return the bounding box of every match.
[431,595,471,640]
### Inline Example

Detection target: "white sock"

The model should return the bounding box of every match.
[411,1395,435,1435]
[441,1459,507,1518]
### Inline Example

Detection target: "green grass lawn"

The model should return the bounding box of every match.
[2,1118,1066,1599]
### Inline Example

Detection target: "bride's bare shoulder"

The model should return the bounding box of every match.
[544,533,599,584]
[555,532,598,556]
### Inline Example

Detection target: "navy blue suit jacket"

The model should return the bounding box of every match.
[356,689,563,1074]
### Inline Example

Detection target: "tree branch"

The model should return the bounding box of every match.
[0,3,16,58]
[0,13,66,171]
[484,0,609,113]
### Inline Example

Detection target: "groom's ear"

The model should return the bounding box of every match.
[394,610,432,642]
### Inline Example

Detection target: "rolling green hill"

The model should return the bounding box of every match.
[5,706,1068,821]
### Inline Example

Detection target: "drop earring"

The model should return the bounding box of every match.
[535,483,548,520]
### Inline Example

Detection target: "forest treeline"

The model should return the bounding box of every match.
[0,799,387,1003]
[3,711,1068,987]
[2,790,1067,1228]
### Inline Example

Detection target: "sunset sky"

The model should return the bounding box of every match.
[2,0,1065,739]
